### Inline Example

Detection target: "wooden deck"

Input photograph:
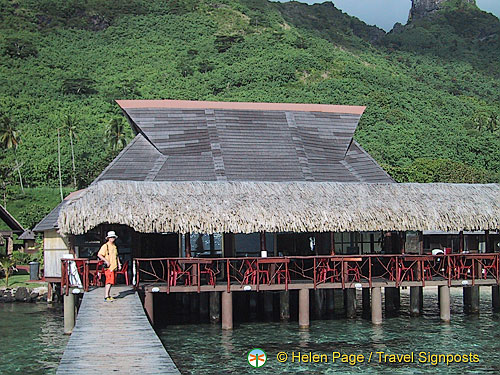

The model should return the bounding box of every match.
[56,286,180,375]
[143,278,499,293]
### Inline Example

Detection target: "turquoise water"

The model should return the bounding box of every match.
[0,303,68,375]
[159,289,500,374]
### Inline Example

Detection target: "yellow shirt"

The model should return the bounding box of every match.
[98,243,119,272]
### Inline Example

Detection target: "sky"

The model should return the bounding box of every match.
[275,1,500,31]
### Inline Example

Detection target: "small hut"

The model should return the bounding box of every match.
[0,204,35,255]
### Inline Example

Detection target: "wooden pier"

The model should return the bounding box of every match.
[57,285,179,375]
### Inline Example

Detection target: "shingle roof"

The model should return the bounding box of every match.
[33,190,86,232]
[94,100,392,183]
[0,204,24,233]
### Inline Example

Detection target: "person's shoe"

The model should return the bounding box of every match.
[107,296,115,301]
[104,297,114,302]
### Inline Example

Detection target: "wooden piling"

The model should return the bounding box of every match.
[280,291,290,321]
[439,285,450,322]
[333,289,344,316]
[313,289,324,319]
[200,292,209,321]
[385,287,397,317]
[344,289,356,319]
[221,291,233,330]
[63,289,76,335]
[470,286,480,314]
[463,286,479,314]
[371,287,382,325]
[298,289,309,329]
[264,291,273,320]
[410,286,422,316]
[492,286,500,313]
[362,288,370,318]
[209,291,220,323]
[326,289,335,315]
[144,291,154,325]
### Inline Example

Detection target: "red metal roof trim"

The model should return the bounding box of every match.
[116,100,366,115]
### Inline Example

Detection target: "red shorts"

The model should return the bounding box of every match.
[104,269,116,285]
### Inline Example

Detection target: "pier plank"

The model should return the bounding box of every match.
[57,286,179,375]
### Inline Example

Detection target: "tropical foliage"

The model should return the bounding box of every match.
[0,0,499,227]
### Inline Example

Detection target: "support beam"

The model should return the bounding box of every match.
[221,291,233,330]
[144,291,154,325]
[298,289,309,329]
[200,292,209,321]
[385,287,397,317]
[313,289,324,319]
[410,286,422,317]
[463,286,479,315]
[371,287,382,325]
[439,285,451,322]
[333,289,344,316]
[362,288,370,319]
[63,289,76,334]
[264,291,273,320]
[345,289,356,319]
[326,289,335,315]
[280,291,290,321]
[470,286,480,314]
[47,282,53,303]
[209,291,220,323]
[492,286,500,313]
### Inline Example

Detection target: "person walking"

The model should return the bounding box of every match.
[97,231,122,302]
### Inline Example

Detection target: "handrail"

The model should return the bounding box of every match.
[61,258,90,295]
[133,253,500,292]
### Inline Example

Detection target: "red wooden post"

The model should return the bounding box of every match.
[226,259,230,293]
[313,257,317,289]
[447,255,451,287]
[285,260,289,291]
[167,260,170,294]
[472,256,475,286]
[395,256,400,287]
[197,263,201,293]
[368,256,372,288]
[341,259,345,289]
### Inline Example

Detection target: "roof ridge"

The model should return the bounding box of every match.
[116,100,366,115]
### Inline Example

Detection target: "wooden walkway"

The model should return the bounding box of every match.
[57,286,180,375]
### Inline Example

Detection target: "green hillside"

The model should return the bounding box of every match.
[0,0,499,227]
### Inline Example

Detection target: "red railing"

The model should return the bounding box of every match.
[61,258,90,295]
[133,253,500,293]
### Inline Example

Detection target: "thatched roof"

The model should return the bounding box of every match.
[57,180,500,235]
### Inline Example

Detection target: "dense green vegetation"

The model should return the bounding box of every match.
[0,0,499,227]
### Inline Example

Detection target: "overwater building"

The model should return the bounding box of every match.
[34,100,500,326]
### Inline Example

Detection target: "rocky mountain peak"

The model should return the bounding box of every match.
[409,0,476,21]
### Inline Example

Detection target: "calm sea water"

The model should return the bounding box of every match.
[1,288,499,375]
[0,303,68,375]
[159,288,500,374]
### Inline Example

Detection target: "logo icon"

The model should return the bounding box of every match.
[248,348,267,368]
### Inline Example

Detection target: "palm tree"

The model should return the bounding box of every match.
[106,118,128,151]
[0,115,23,192]
[62,115,79,188]
[0,256,16,287]
[57,127,63,201]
